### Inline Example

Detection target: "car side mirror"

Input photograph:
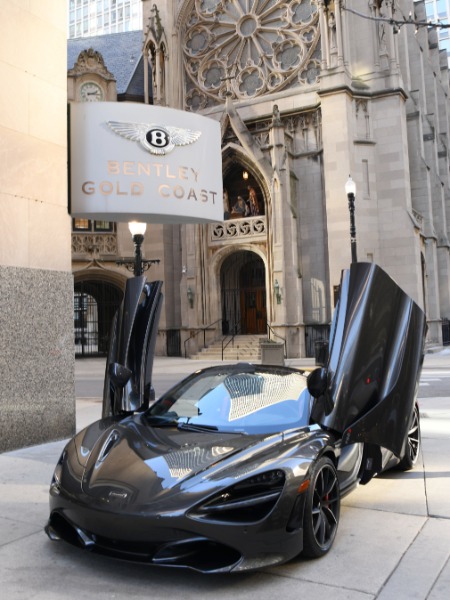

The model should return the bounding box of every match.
[307,367,328,399]
[109,362,132,387]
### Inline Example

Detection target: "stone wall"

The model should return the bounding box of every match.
[0,1,75,451]
[0,267,75,452]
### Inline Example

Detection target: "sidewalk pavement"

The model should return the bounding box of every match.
[1,350,449,599]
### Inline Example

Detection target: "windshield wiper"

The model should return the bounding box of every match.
[177,422,218,432]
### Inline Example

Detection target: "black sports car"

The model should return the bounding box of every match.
[46,262,426,573]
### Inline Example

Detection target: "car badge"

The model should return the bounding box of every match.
[106,121,202,155]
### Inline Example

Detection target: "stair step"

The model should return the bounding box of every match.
[189,335,266,360]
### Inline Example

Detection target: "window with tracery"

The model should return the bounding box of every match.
[183,0,321,111]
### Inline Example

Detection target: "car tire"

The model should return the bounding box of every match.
[302,456,340,558]
[397,403,421,471]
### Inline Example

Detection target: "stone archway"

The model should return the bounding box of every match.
[220,250,266,335]
[73,274,124,357]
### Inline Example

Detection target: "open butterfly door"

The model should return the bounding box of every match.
[310,262,426,459]
[102,276,163,417]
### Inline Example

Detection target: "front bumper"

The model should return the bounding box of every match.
[46,492,304,573]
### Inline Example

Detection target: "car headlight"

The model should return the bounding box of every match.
[190,470,285,523]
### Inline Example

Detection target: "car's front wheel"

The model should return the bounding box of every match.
[397,403,421,471]
[302,456,340,558]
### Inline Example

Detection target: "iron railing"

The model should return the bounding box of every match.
[183,318,223,358]
[221,322,242,360]
[305,324,331,358]
[443,319,450,346]
[266,323,287,357]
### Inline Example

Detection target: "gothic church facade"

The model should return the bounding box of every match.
[70,0,450,358]
[141,0,450,355]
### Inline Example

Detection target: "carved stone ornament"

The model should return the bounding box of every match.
[210,216,267,242]
[68,48,115,80]
[71,234,118,256]
[183,0,321,111]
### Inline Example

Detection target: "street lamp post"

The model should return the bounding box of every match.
[345,176,357,263]
[129,221,146,276]
[116,222,160,276]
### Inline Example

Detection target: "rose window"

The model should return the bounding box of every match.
[183,0,321,111]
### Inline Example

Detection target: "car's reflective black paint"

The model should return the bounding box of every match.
[103,275,163,416]
[46,263,426,572]
[312,262,426,458]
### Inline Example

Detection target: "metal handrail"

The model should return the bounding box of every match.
[184,318,223,358]
[184,321,286,360]
[266,323,287,357]
[221,322,241,360]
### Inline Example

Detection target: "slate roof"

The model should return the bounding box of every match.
[67,30,151,98]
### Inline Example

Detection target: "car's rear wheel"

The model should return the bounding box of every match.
[302,456,340,558]
[397,403,421,471]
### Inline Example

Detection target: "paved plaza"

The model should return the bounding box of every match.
[1,350,449,599]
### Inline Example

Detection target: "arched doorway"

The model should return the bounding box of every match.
[220,251,267,335]
[74,279,123,357]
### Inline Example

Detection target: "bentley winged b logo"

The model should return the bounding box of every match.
[106,121,202,156]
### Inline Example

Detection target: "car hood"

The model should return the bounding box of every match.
[77,415,302,509]
[312,262,426,457]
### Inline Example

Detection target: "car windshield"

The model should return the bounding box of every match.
[146,366,311,434]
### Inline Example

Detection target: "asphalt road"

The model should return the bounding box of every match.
[418,364,450,398]
[75,352,450,400]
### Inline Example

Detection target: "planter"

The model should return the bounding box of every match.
[260,341,285,366]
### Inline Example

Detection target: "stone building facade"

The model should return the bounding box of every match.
[69,0,450,361]
[67,30,166,359]
[144,0,450,353]
[0,2,75,452]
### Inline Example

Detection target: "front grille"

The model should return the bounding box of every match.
[46,511,241,572]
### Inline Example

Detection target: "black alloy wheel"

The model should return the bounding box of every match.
[302,456,340,558]
[398,403,421,471]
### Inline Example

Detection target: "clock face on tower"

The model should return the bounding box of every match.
[80,81,104,102]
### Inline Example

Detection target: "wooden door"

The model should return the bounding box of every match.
[240,288,266,334]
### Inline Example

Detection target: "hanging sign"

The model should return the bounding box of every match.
[69,102,223,223]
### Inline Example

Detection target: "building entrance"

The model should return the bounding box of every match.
[74,279,123,357]
[220,251,266,335]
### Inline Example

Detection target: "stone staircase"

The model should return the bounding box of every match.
[190,334,266,361]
